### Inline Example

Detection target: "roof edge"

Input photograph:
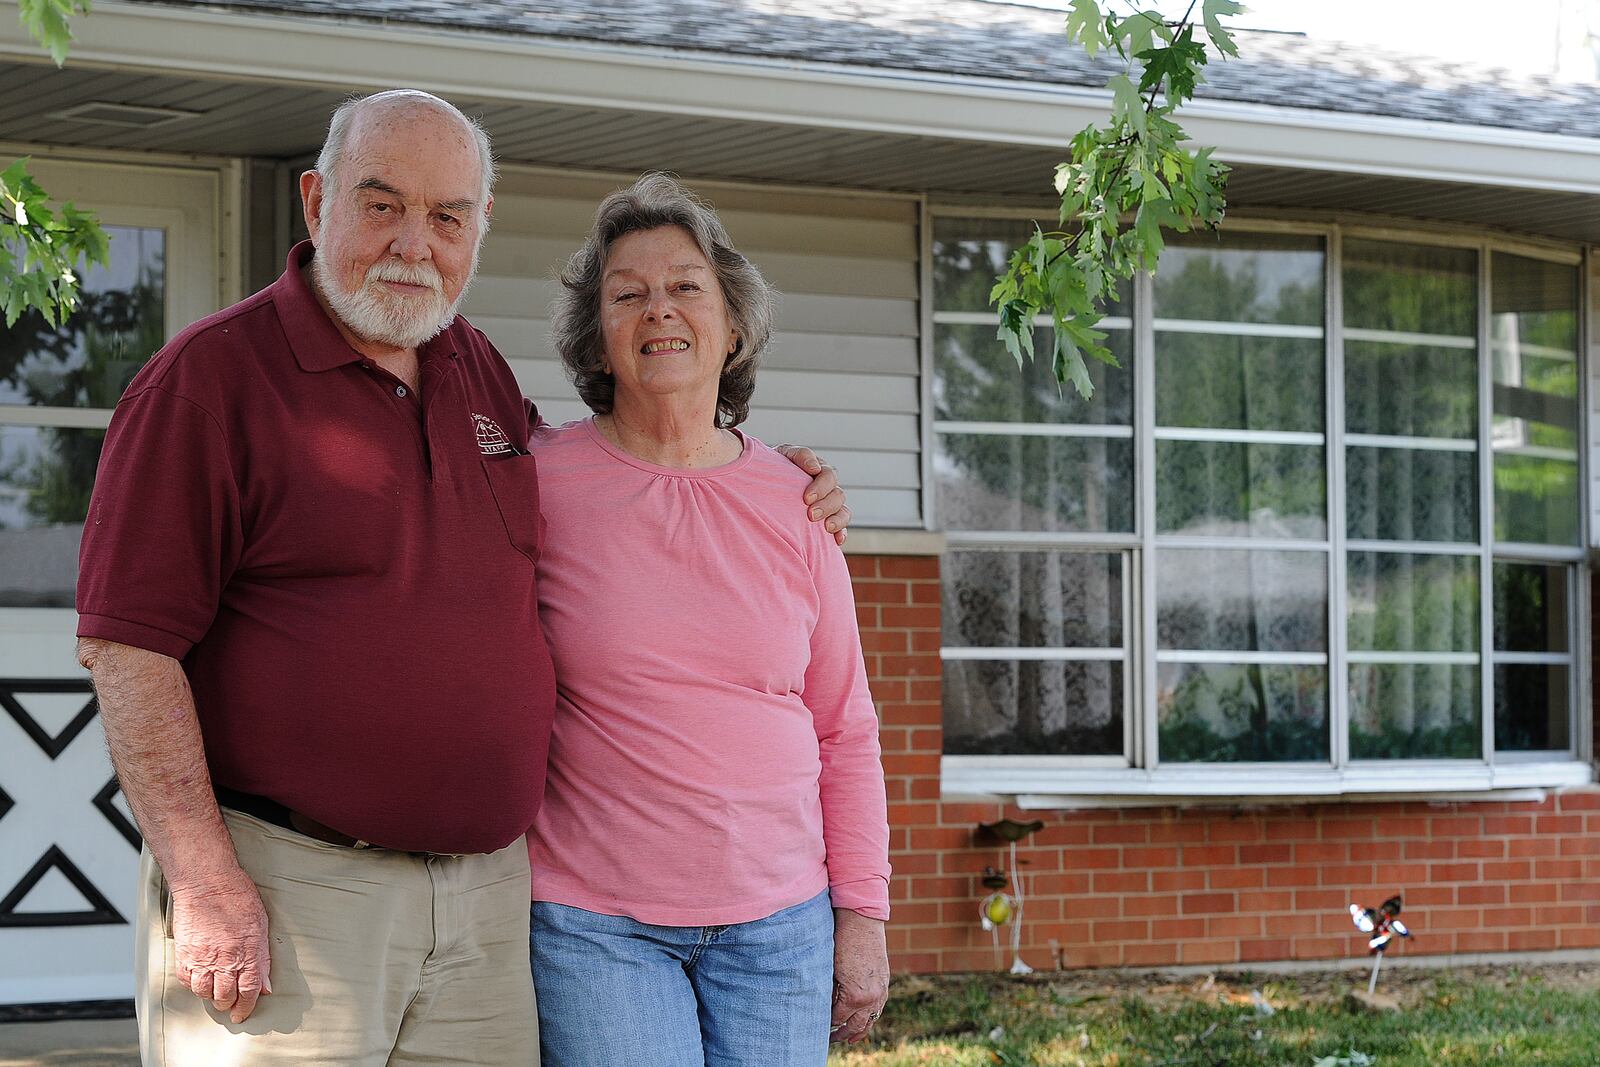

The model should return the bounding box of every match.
[9,0,1599,196]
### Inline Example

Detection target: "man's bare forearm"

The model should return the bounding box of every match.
[78,638,243,892]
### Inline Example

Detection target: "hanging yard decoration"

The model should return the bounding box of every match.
[975,818,1044,975]
[1349,895,1412,995]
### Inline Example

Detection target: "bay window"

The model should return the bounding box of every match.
[933,213,1588,796]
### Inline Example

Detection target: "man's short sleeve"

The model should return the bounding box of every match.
[77,386,243,660]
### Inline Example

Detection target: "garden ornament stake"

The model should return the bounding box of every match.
[1349,895,1411,995]
[976,819,1045,974]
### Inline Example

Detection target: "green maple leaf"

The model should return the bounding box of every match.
[1065,0,1111,57]
[1138,30,1209,103]
[19,0,91,67]
[1116,9,1168,60]
[1203,0,1244,57]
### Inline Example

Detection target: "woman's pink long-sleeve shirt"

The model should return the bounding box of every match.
[525,418,890,925]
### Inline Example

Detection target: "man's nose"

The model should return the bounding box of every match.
[389,212,431,262]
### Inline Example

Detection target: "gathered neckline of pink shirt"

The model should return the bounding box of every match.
[580,416,754,479]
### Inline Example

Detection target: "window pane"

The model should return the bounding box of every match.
[1494,664,1571,752]
[1343,240,1476,337]
[1157,549,1327,652]
[943,659,1123,756]
[936,433,1133,533]
[932,218,1045,314]
[1153,234,1324,326]
[1491,253,1579,546]
[0,425,104,607]
[1158,663,1327,763]
[1347,552,1478,653]
[1154,332,1323,431]
[1492,253,1578,350]
[1156,441,1325,539]
[943,551,1121,648]
[1345,446,1476,543]
[1494,457,1580,545]
[1494,563,1569,653]
[934,323,1132,425]
[1344,340,1476,439]
[1,226,165,408]
[1349,663,1479,759]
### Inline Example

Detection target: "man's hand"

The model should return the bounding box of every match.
[169,870,272,1023]
[829,909,889,1043]
[776,444,851,546]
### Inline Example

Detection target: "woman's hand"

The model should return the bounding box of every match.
[777,445,851,545]
[830,908,889,1043]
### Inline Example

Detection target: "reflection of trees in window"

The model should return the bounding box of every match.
[0,260,162,525]
[933,234,1133,535]
[1152,240,1328,764]
[942,551,1124,756]
[935,223,1134,758]
[943,660,1123,756]
[1155,241,1324,325]
[1349,664,1479,759]
[1491,253,1580,546]
[1158,664,1327,762]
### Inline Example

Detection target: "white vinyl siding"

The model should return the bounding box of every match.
[461,168,923,527]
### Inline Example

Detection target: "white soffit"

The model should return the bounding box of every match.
[7,1,1600,200]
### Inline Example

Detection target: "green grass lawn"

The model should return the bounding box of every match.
[829,963,1600,1066]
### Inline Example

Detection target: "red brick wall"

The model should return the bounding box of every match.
[853,553,1600,973]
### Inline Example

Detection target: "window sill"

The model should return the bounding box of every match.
[940,755,1594,807]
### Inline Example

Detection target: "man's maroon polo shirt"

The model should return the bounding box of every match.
[77,242,556,854]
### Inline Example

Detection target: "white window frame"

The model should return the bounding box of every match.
[0,150,231,647]
[926,205,1593,800]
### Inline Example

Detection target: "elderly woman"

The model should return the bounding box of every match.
[523,173,891,1066]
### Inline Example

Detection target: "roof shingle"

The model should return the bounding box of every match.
[138,0,1600,139]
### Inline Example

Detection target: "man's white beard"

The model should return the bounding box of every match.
[313,250,476,349]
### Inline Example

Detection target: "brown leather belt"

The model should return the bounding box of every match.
[214,786,371,849]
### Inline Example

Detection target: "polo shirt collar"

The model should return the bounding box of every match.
[272,240,460,373]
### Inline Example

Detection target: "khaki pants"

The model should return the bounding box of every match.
[136,808,538,1066]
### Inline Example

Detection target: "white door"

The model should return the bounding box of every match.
[0,155,222,1005]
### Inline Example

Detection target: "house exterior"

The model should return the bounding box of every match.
[2,0,1599,1005]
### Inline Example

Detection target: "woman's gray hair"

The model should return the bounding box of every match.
[317,90,496,209]
[552,173,775,429]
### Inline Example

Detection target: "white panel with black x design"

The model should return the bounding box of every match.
[0,673,143,1003]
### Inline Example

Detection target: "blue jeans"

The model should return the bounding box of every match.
[529,892,834,1067]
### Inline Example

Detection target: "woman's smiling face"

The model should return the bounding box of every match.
[599,225,737,409]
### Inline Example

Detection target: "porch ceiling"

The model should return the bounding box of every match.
[10,58,1600,245]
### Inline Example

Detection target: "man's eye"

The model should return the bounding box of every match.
[370,202,393,214]
[613,292,639,302]
[676,283,702,293]
[437,214,460,227]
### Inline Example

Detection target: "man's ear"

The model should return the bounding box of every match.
[300,170,325,243]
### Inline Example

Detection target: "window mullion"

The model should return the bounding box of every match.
[1136,267,1158,771]
[1479,239,1496,766]
[1328,226,1350,771]
[1564,248,1592,764]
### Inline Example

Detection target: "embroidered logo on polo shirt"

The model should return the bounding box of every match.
[473,413,512,456]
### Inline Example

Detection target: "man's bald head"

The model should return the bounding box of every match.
[316,90,496,208]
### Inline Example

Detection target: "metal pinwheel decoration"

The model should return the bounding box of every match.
[1349,894,1412,995]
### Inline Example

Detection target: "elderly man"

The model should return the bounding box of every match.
[75,90,849,1066]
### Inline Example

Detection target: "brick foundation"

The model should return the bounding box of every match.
[852,552,1600,974]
